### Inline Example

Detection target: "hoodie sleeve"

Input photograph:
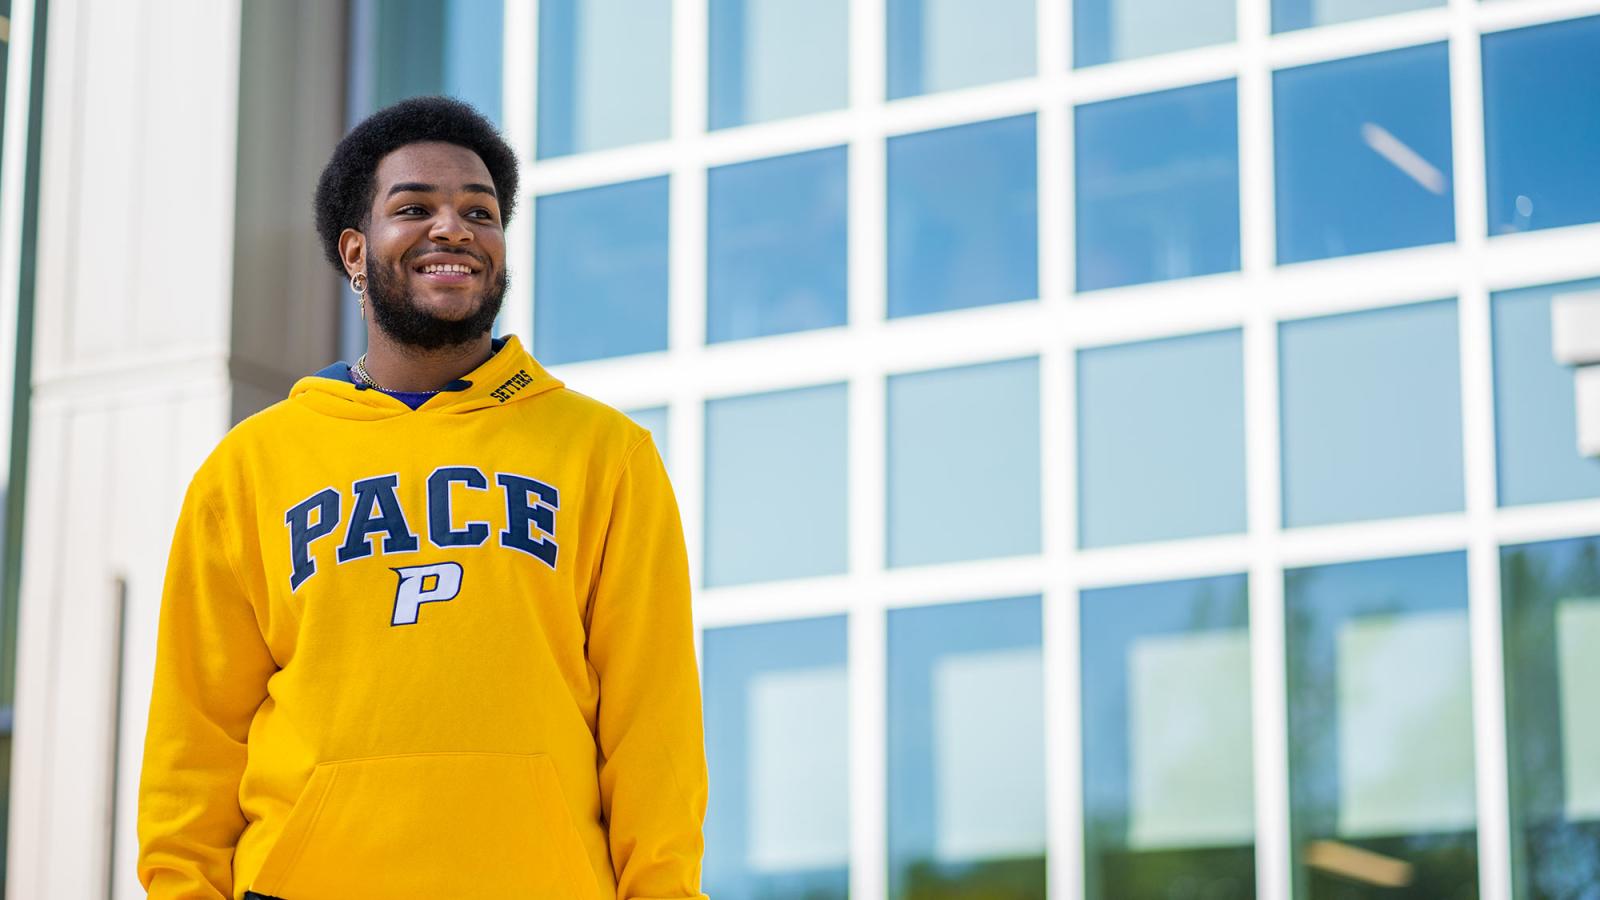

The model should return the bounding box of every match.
[137,478,278,899]
[587,434,710,900]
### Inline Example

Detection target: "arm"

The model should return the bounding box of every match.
[587,435,710,900]
[137,484,277,899]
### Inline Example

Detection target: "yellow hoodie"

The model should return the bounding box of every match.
[136,336,708,900]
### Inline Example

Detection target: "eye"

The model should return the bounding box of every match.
[396,204,427,216]
[467,207,497,221]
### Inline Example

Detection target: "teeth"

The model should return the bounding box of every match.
[421,264,472,274]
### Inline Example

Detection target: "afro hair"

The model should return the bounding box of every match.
[314,95,519,274]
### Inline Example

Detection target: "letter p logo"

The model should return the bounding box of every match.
[391,562,463,626]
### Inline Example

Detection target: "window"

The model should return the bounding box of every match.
[538,0,672,158]
[1073,0,1234,67]
[1501,535,1600,899]
[886,0,1035,99]
[368,0,504,123]
[1274,43,1454,265]
[709,0,849,129]
[703,616,850,899]
[624,406,670,471]
[1077,329,1246,547]
[1273,0,1442,33]
[1285,552,1478,897]
[1075,80,1240,292]
[888,596,1046,899]
[887,357,1041,567]
[1492,279,1600,506]
[707,147,848,344]
[1482,15,1600,235]
[887,115,1038,319]
[704,383,849,587]
[1081,574,1255,898]
[1279,300,1464,527]
[534,177,670,366]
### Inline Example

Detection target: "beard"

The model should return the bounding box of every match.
[365,250,508,351]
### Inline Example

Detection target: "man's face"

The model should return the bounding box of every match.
[356,141,507,350]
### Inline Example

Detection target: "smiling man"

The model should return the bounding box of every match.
[135,96,709,900]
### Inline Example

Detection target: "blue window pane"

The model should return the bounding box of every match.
[710,0,849,129]
[371,0,504,123]
[534,177,670,365]
[1483,16,1600,235]
[1074,0,1234,67]
[538,0,672,158]
[888,358,1041,567]
[888,596,1045,898]
[888,115,1038,319]
[887,0,1035,99]
[704,616,850,899]
[1501,536,1600,898]
[1078,330,1246,547]
[1493,280,1600,507]
[624,406,670,471]
[1082,575,1255,897]
[1273,0,1441,32]
[1279,300,1464,527]
[1274,43,1455,265]
[1285,552,1479,896]
[1075,80,1240,292]
[708,147,848,344]
[705,383,848,587]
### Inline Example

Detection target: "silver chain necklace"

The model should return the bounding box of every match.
[354,354,442,395]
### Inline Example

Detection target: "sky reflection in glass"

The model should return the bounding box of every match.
[1082,574,1255,898]
[1273,0,1441,33]
[704,383,848,587]
[538,0,672,158]
[534,177,670,366]
[888,115,1038,319]
[887,0,1035,99]
[1274,43,1454,265]
[889,596,1046,899]
[1483,15,1600,235]
[710,0,848,128]
[703,616,850,900]
[1075,80,1240,292]
[708,147,848,344]
[1074,0,1234,67]
[371,0,504,124]
[1279,300,1464,527]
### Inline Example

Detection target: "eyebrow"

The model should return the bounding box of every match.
[386,181,498,199]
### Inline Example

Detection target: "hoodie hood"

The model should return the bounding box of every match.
[289,334,564,420]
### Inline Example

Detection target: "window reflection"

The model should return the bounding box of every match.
[1503,535,1600,898]
[703,616,851,899]
[370,0,504,123]
[889,596,1046,899]
[1286,552,1478,898]
[538,0,673,158]
[1081,574,1255,899]
[1073,0,1234,68]
[1272,0,1441,33]
[887,0,1035,99]
[709,0,849,128]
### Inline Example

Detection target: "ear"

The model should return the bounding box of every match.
[338,228,367,279]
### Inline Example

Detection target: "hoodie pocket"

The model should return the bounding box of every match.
[251,752,598,900]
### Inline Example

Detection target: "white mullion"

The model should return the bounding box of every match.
[1447,0,1513,896]
[504,1,538,343]
[1475,0,1600,33]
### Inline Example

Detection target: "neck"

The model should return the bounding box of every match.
[360,328,495,392]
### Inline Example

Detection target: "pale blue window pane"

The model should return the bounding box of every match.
[371,0,503,123]
[887,0,1035,99]
[1286,552,1478,897]
[1273,0,1441,32]
[534,177,669,365]
[704,616,850,899]
[1493,280,1600,507]
[1501,536,1600,898]
[1483,16,1600,235]
[1075,80,1240,292]
[538,0,672,158]
[707,147,848,344]
[1280,300,1464,527]
[888,596,1046,899]
[710,0,849,129]
[1078,330,1246,547]
[1274,44,1455,265]
[1082,575,1255,897]
[888,115,1038,319]
[705,383,848,587]
[887,358,1041,567]
[1074,0,1234,67]
[624,406,670,471]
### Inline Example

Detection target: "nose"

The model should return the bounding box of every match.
[428,207,473,245]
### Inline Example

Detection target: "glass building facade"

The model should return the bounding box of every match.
[344,2,1600,898]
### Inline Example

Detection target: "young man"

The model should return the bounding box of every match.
[136,96,708,900]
